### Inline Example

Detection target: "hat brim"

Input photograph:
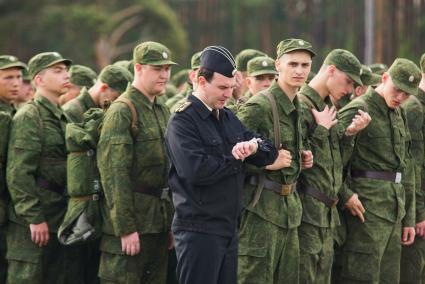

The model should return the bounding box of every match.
[0,62,27,70]
[393,79,418,96]
[45,58,73,69]
[143,60,178,66]
[248,69,278,77]
[347,72,363,87]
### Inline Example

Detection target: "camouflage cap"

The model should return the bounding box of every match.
[69,65,97,88]
[22,68,31,81]
[133,41,177,66]
[113,60,134,75]
[235,49,267,72]
[369,63,388,75]
[324,49,363,86]
[28,52,72,78]
[171,69,189,87]
[0,55,27,70]
[191,51,202,70]
[99,65,133,94]
[360,65,381,86]
[276,38,315,59]
[247,56,278,77]
[420,53,425,73]
[388,58,421,96]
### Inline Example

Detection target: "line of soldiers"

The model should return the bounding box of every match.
[0,37,423,284]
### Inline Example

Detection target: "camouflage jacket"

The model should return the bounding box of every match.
[62,87,96,123]
[338,88,415,227]
[7,92,68,232]
[237,80,303,229]
[97,85,173,237]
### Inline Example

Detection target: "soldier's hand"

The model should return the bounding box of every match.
[30,222,49,247]
[121,231,140,256]
[265,148,292,170]
[311,105,338,130]
[344,194,365,223]
[402,227,416,246]
[301,150,313,169]
[345,110,371,136]
[415,220,425,238]
[232,140,258,161]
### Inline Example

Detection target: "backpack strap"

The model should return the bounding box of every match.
[114,97,138,137]
[264,92,281,147]
[298,93,317,110]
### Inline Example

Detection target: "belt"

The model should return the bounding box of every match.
[247,176,296,196]
[37,178,66,195]
[298,184,338,208]
[134,186,170,200]
[351,170,402,184]
[72,193,101,201]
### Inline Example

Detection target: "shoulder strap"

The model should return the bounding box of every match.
[298,93,317,110]
[114,97,138,137]
[263,92,281,147]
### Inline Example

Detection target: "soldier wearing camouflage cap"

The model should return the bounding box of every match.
[97,41,176,283]
[5,51,75,283]
[400,53,425,284]
[59,64,97,106]
[246,56,277,96]
[337,58,421,283]
[237,38,315,283]
[63,65,133,123]
[228,49,268,110]
[296,49,371,283]
[370,62,388,75]
[0,54,26,283]
[14,68,35,109]
[166,51,202,112]
[113,59,134,75]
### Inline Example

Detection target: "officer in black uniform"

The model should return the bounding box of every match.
[165,46,278,284]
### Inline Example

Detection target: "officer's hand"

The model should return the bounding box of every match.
[344,194,365,223]
[265,148,292,170]
[232,141,258,161]
[416,220,425,238]
[30,222,49,247]
[301,150,313,169]
[121,231,140,256]
[311,105,338,130]
[402,227,416,246]
[168,231,175,250]
[345,110,371,136]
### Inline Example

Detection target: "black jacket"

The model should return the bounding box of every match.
[165,94,277,237]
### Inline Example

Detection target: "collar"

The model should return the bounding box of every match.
[0,99,14,113]
[34,92,64,120]
[127,85,158,110]
[366,87,390,114]
[269,80,297,115]
[77,87,96,109]
[187,94,217,120]
[299,84,331,110]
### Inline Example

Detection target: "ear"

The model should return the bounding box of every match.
[354,86,362,97]
[189,69,197,83]
[134,63,143,74]
[381,72,388,84]
[246,77,252,87]
[327,65,336,77]
[275,59,281,71]
[99,82,109,92]
[33,74,43,87]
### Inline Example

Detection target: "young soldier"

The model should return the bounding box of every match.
[245,56,277,97]
[297,49,371,284]
[97,41,176,283]
[59,64,97,106]
[0,55,26,284]
[400,53,425,284]
[6,52,72,283]
[62,65,133,123]
[338,58,420,283]
[236,39,315,283]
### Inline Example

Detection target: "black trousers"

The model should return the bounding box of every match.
[174,230,238,284]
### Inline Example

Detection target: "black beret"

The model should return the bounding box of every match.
[200,46,237,78]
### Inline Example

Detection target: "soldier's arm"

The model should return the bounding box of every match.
[6,107,44,225]
[97,104,136,237]
[402,119,416,228]
[165,113,244,186]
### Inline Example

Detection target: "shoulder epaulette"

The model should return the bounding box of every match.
[175,101,192,113]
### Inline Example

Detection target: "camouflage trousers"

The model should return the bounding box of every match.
[6,222,84,284]
[0,224,6,284]
[340,211,402,284]
[98,232,168,284]
[299,222,333,284]
[400,237,425,284]
[237,210,299,284]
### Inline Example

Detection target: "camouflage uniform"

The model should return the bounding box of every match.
[236,80,303,283]
[62,87,97,122]
[337,59,420,283]
[97,83,173,283]
[400,88,425,284]
[6,93,73,283]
